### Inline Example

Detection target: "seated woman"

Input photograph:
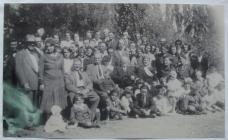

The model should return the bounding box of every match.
[69,95,100,128]
[136,55,156,85]
[176,77,203,114]
[204,67,225,111]
[151,86,172,116]
[167,70,184,113]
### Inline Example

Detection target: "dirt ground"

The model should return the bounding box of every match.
[4,112,225,139]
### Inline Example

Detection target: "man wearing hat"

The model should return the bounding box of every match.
[15,34,41,107]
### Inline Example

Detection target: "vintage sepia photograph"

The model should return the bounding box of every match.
[2,3,225,138]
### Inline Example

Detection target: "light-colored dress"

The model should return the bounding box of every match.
[167,79,184,98]
[205,72,224,104]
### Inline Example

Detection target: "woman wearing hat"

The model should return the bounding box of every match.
[39,38,67,121]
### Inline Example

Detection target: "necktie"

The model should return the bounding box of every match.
[98,65,103,78]
[78,71,83,80]
[143,95,146,106]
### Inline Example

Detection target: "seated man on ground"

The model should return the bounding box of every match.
[131,85,156,118]
[107,90,126,120]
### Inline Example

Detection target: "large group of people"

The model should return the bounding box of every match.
[13,27,224,131]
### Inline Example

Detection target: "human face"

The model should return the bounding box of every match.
[84,40,90,47]
[54,35,60,42]
[94,54,102,64]
[183,44,188,52]
[145,45,151,53]
[66,33,71,41]
[141,88,148,95]
[86,32,92,39]
[160,78,167,85]
[170,71,177,79]
[143,58,150,66]
[125,93,131,99]
[184,83,191,90]
[86,48,93,56]
[196,71,202,80]
[136,33,141,40]
[123,32,128,39]
[46,43,55,53]
[137,49,143,57]
[164,58,170,66]
[74,34,79,41]
[104,29,109,37]
[27,42,36,51]
[130,43,136,50]
[100,43,106,52]
[108,48,114,56]
[110,92,118,101]
[95,32,100,40]
[142,37,147,42]
[171,46,177,55]
[75,97,84,105]
[109,32,114,40]
[73,60,82,71]
[79,49,85,57]
[63,49,71,58]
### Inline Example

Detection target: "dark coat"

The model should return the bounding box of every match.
[15,49,40,90]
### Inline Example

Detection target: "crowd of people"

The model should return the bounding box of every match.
[13,27,224,132]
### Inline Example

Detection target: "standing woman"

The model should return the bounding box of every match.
[39,38,67,121]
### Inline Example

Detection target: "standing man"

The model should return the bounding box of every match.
[15,34,41,107]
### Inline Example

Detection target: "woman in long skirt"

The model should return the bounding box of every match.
[39,38,67,121]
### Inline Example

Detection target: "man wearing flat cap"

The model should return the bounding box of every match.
[15,34,41,107]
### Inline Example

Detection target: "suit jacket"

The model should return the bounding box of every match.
[107,38,118,50]
[102,55,119,67]
[111,66,136,87]
[15,49,40,90]
[136,66,156,84]
[65,71,93,94]
[78,56,94,71]
[86,64,110,84]
[135,93,153,109]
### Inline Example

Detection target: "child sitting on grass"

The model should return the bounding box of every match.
[107,90,126,120]
[167,70,184,114]
[69,95,100,128]
[44,105,67,133]
[120,88,134,114]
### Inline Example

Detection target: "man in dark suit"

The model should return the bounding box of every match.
[78,47,93,71]
[106,32,118,50]
[111,57,136,88]
[65,59,100,120]
[15,34,41,107]
[131,85,155,118]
